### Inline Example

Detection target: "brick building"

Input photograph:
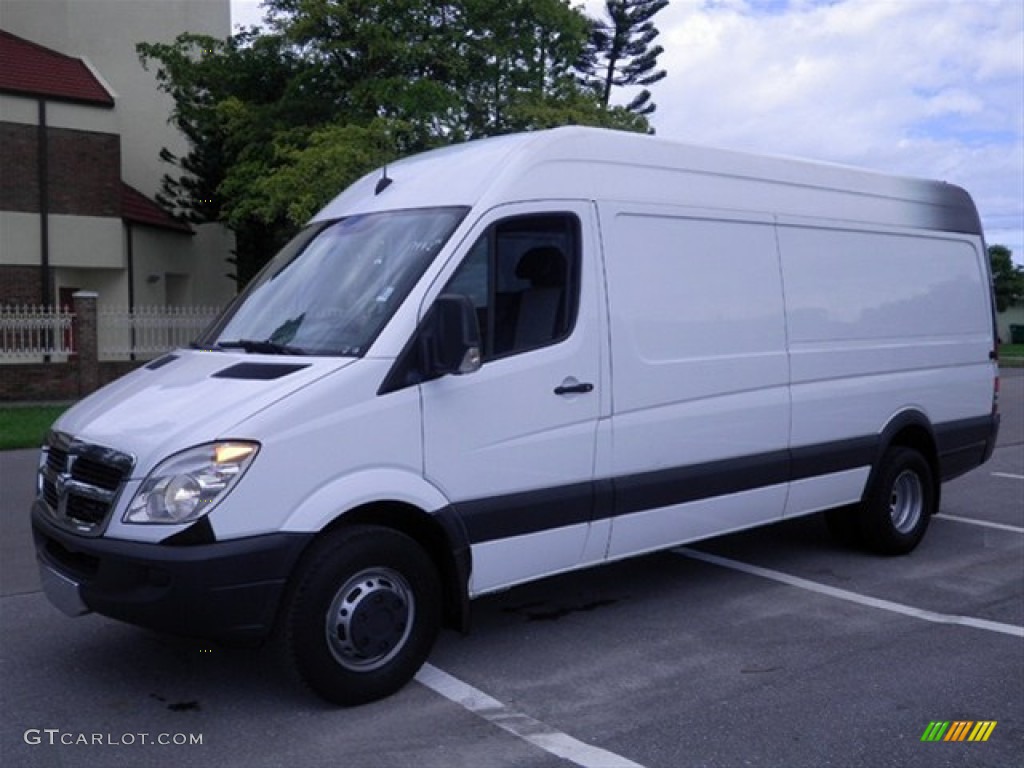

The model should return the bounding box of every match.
[0,1,235,312]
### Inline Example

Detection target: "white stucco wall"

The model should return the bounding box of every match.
[46,100,121,135]
[1,92,118,135]
[0,211,40,266]
[0,93,39,125]
[130,223,233,307]
[49,215,124,269]
[1,213,121,269]
[54,266,127,307]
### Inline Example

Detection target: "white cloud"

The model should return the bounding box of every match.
[229,0,1023,259]
[230,0,265,31]
[640,0,1024,258]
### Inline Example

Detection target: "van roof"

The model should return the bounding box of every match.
[312,126,982,236]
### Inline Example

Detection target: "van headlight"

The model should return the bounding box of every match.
[125,442,259,524]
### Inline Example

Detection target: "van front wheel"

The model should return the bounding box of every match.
[284,525,441,705]
[859,447,935,555]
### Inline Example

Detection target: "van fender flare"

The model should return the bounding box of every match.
[280,468,452,534]
[864,408,940,504]
[280,469,473,633]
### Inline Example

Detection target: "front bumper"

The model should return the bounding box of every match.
[32,499,312,642]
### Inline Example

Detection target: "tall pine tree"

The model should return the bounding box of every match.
[582,0,668,116]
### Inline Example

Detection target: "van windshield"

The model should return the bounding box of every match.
[200,207,468,357]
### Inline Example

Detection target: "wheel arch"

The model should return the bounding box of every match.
[279,469,471,633]
[871,409,941,511]
[324,501,471,633]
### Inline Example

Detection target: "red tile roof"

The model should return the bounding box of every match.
[121,183,193,234]
[0,29,114,107]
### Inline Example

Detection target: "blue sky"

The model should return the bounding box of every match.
[231,0,1024,261]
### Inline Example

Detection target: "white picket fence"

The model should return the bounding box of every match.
[0,304,75,360]
[98,305,221,360]
[0,304,221,362]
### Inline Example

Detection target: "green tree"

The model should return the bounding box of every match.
[580,0,669,116]
[264,0,461,135]
[221,120,408,229]
[989,244,1024,313]
[138,30,315,281]
[455,0,589,136]
[139,0,653,287]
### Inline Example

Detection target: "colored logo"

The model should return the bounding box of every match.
[921,721,996,742]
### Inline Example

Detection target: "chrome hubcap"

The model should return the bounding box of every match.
[326,568,414,672]
[889,469,923,534]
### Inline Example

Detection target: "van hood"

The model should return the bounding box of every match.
[53,349,356,477]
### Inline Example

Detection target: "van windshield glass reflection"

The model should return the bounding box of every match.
[202,207,467,356]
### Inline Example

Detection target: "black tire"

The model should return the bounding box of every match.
[283,525,441,706]
[858,446,935,556]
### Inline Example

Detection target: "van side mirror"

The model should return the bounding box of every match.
[422,294,482,377]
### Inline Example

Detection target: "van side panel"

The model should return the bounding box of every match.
[600,206,791,558]
[781,227,990,353]
[780,223,994,516]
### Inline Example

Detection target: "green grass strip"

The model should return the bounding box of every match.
[0,405,70,451]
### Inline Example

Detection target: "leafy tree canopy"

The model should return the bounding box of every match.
[139,0,661,286]
[989,244,1024,313]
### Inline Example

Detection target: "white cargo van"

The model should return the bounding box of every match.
[32,126,1000,704]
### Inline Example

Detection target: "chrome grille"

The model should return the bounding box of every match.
[68,456,124,491]
[46,445,68,474]
[38,432,134,536]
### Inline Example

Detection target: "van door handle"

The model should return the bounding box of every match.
[554,379,594,396]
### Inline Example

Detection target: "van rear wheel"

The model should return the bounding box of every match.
[283,525,441,706]
[858,446,935,555]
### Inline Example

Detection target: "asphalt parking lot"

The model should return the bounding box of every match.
[1,370,1021,768]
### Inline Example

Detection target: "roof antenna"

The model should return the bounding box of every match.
[375,165,393,195]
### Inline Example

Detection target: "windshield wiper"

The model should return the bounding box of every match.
[216,339,306,355]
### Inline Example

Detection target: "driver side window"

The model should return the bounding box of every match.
[444,213,580,361]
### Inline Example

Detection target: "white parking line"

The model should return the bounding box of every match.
[935,513,1024,533]
[415,663,646,768]
[675,548,1024,639]
[991,472,1024,480]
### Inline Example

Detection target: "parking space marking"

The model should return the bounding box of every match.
[935,513,1024,533]
[991,472,1024,480]
[676,548,1024,639]
[415,663,646,768]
